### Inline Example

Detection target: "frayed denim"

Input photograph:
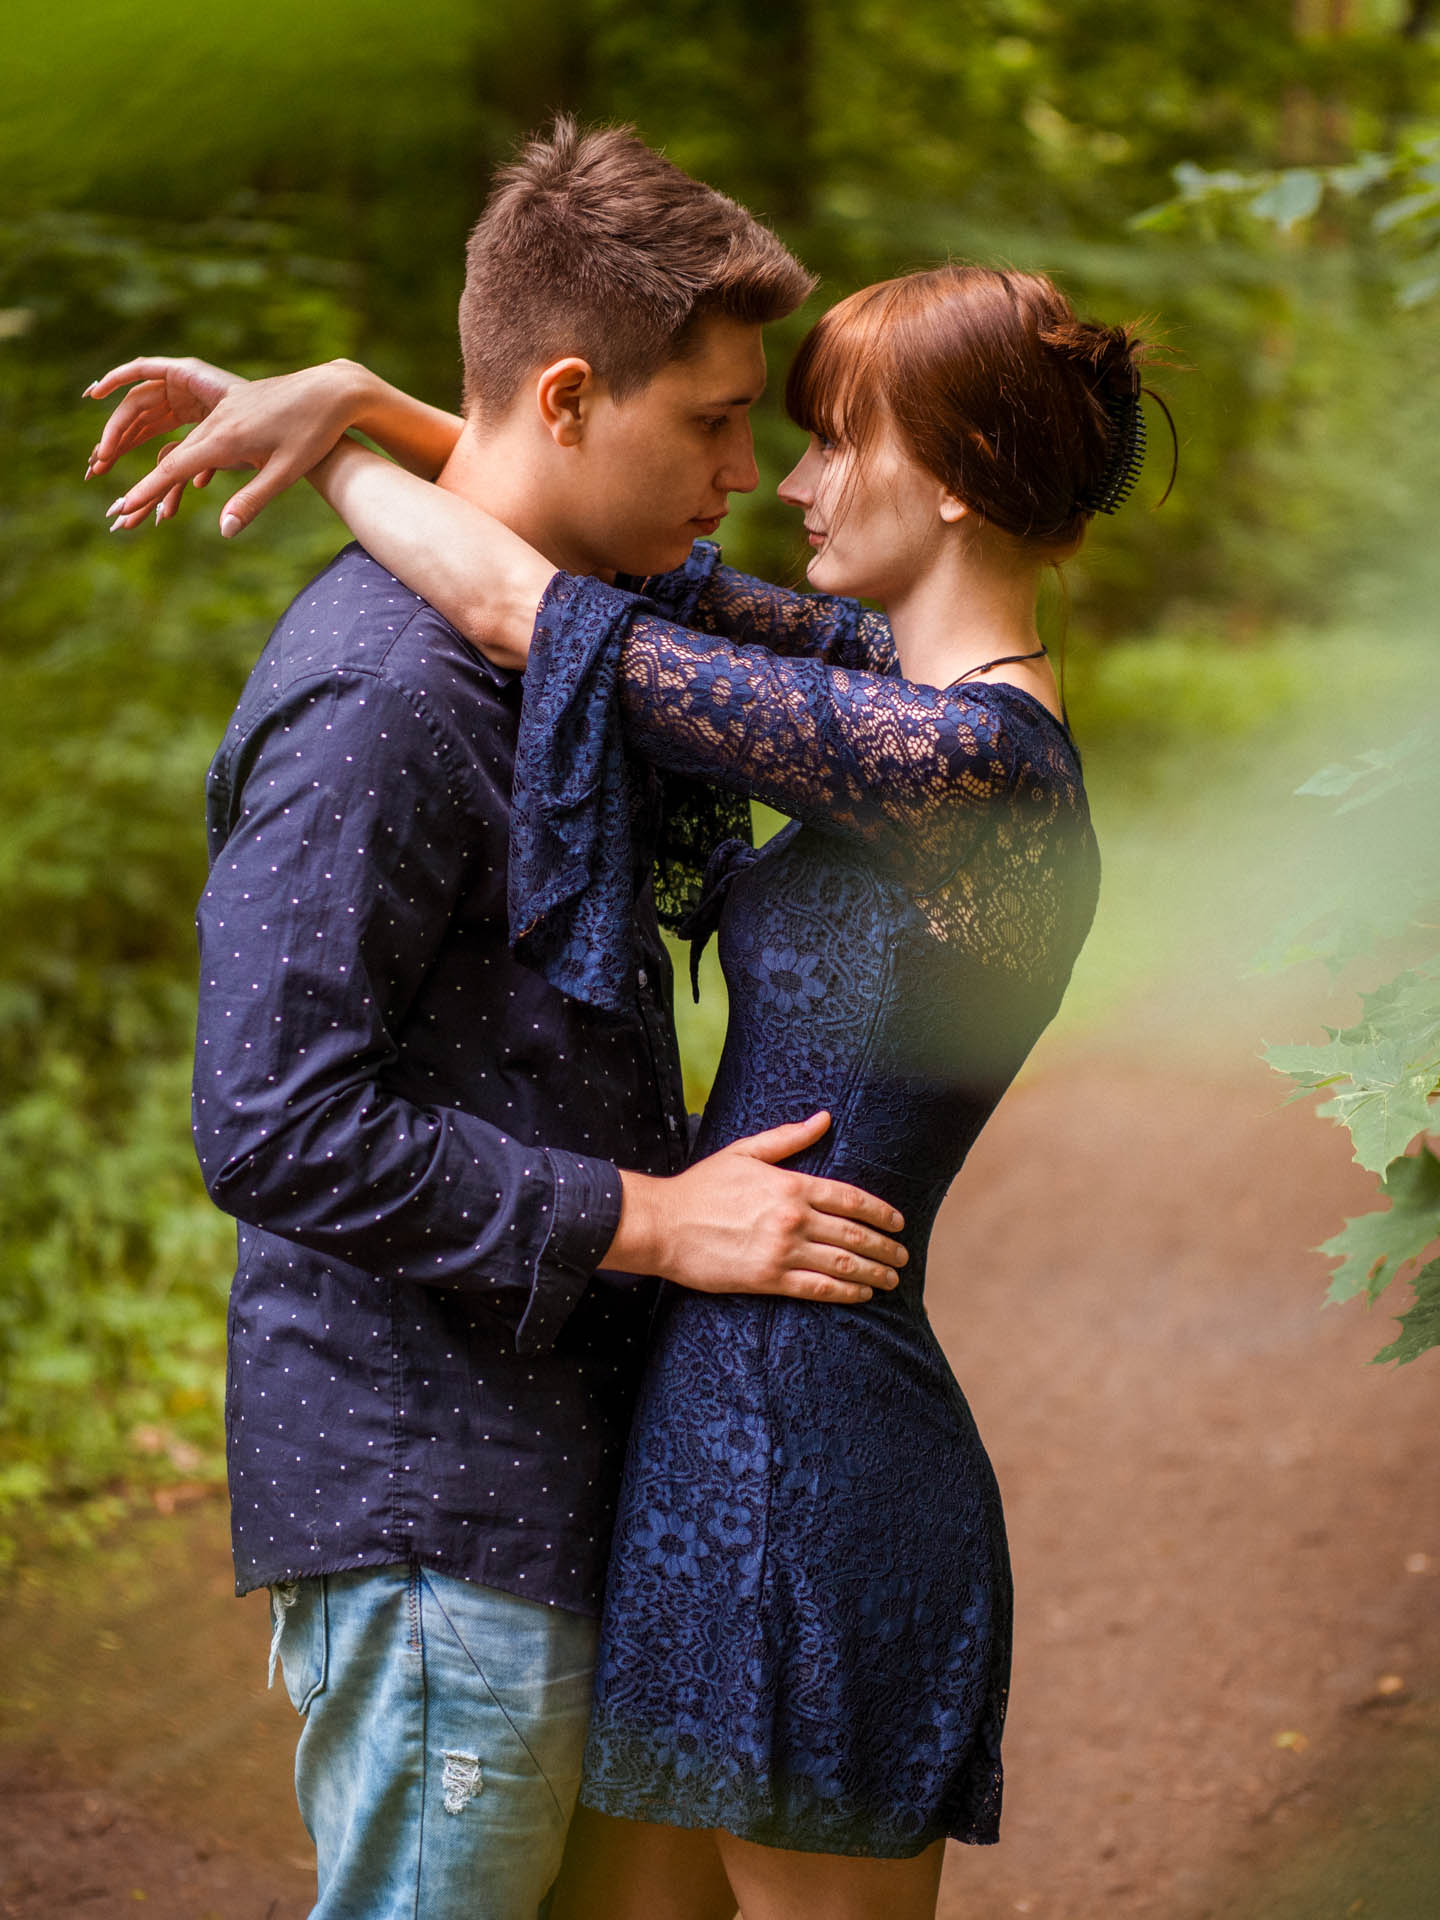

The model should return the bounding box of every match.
[271,1563,598,1919]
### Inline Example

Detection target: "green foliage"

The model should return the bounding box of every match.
[1318,1148,1440,1302]
[1135,123,1440,308]
[0,209,351,1548]
[1266,966,1440,1174]
[1259,724,1440,1363]
[1372,1256,1440,1363]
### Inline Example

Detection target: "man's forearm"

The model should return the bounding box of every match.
[600,1168,670,1277]
[197,668,622,1354]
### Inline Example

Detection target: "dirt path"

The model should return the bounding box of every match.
[928,1058,1440,1920]
[3,1052,1438,1919]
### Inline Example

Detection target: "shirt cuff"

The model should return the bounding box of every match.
[514,1148,625,1354]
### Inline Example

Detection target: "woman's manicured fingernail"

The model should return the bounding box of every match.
[220,512,242,538]
[105,496,126,516]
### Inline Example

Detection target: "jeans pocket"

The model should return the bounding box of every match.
[271,1577,329,1715]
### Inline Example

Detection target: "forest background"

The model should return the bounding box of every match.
[1,0,1437,1556]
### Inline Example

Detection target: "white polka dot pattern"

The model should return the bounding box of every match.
[199,546,689,1615]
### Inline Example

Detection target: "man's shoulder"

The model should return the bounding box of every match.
[268,543,461,682]
[222,545,512,745]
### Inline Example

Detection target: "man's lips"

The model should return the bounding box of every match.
[690,512,726,534]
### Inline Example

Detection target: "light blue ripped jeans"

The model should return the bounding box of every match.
[270,1562,599,1920]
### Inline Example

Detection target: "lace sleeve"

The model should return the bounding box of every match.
[615,613,1019,881]
[687,565,897,674]
[508,573,1083,1013]
[635,540,897,674]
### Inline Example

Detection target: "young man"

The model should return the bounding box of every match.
[90,121,905,1919]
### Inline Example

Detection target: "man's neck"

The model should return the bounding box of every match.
[436,421,605,578]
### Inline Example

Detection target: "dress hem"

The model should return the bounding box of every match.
[575,1786,1000,1858]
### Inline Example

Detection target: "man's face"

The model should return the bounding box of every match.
[565,317,766,577]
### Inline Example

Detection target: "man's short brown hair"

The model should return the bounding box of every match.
[459,116,816,419]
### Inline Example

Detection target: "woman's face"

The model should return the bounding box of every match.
[777,416,953,604]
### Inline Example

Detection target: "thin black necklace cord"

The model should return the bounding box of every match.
[948,645,1072,735]
[949,646,1048,686]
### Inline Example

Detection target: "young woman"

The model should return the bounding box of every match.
[91,264,1155,1919]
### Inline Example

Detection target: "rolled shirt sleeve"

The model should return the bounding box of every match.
[194,664,622,1354]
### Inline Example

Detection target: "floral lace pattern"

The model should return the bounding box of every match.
[513,556,1100,1856]
[510,548,896,1009]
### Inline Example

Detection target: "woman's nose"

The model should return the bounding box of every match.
[777,456,813,507]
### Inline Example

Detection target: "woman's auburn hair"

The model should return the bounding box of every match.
[785,264,1150,548]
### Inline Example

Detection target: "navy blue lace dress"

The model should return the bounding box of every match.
[509,545,1100,1859]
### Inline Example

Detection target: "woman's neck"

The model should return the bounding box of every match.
[883,530,1050,700]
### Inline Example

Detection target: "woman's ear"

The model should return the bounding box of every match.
[939,491,969,525]
[535,358,594,447]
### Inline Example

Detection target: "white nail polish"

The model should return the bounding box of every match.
[220,513,241,538]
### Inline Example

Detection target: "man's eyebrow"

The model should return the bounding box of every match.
[705,386,767,408]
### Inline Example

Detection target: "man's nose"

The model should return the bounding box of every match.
[719,423,760,495]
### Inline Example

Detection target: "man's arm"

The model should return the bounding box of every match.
[195,660,631,1355]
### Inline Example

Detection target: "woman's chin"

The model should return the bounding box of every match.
[805,550,853,596]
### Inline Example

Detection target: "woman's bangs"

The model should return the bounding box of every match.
[784,289,892,450]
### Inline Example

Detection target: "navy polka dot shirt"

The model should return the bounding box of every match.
[196,547,688,1614]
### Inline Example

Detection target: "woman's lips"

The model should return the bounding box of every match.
[805,527,826,547]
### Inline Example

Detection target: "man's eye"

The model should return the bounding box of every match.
[700,416,729,434]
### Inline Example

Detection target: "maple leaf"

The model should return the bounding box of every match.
[1319,1149,1440,1305]
[1372,1258,1440,1367]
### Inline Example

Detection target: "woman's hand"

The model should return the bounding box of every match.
[86,357,371,535]
[85,353,547,667]
[86,356,465,537]
[85,355,243,493]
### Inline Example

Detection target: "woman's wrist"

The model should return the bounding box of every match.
[306,433,371,508]
[341,362,465,479]
[338,360,400,437]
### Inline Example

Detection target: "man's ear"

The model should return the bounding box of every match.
[535,358,596,448]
